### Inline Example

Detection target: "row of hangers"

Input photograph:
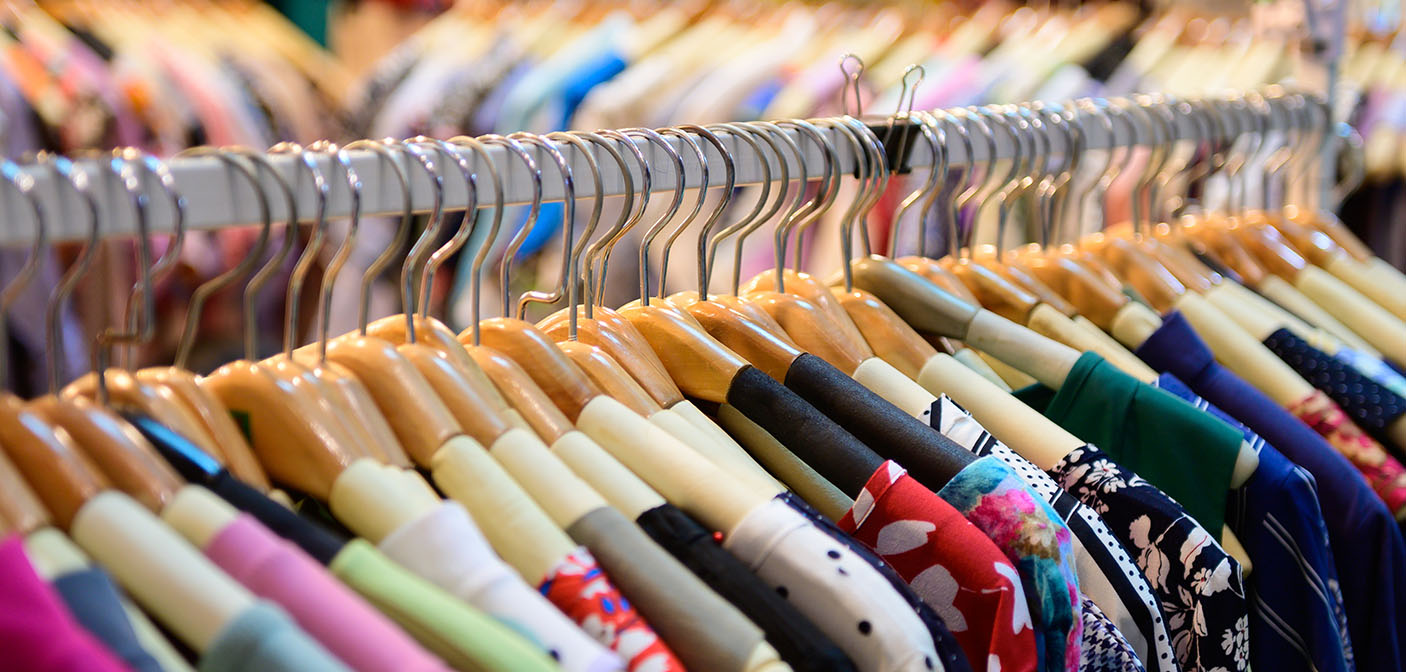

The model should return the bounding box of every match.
[0,69,1395,655]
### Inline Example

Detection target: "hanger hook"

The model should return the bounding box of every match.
[307,142,359,359]
[701,122,772,300]
[118,149,184,369]
[43,155,100,394]
[267,142,329,359]
[341,139,410,336]
[447,135,504,344]
[566,130,633,321]
[586,129,647,309]
[622,127,686,307]
[90,153,154,405]
[771,119,838,285]
[839,53,865,118]
[398,140,446,343]
[478,134,541,318]
[644,127,708,302]
[172,147,274,367]
[0,160,43,391]
[890,111,945,258]
[415,137,480,321]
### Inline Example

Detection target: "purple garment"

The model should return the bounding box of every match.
[1136,310,1406,672]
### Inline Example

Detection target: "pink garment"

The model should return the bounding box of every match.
[205,515,448,672]
[0,536,129,672]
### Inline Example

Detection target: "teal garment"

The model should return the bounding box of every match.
[1013,352,1240,535]
[199,601,348,672]
[937,457,1082,672]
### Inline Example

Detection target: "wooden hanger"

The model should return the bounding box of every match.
[0,394,107,529]
[556,341,663,417]
[538,306,686,409]
[0,435,51,536]
[132,368,271,490]
[617,302,749,404]
[27,395,181,514]
[467,345,576,444]
[830,287,938,379]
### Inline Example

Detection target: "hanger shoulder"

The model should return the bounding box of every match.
[365,314,518,412]
[617,303,746,404]
[832,288,937,379]
[465,345,575,444]
[946,258,1041,321]
[1016,248,1128,330]
[557,341,663,417]
[300,360,414,469]
[896,256,981,305]
[261,357,374,461]
[0,437,50,535]
[397,344,512,446]
[0,394,108,529]
[742,269,872,351]
[538,307,685,408]
[198,360,354,500]
[66,371,222,462]
[134,368,271,491]
[323,336,465,465]
[744,290,871,375]
[850,255,980,339]
[27,395,181,514]
[472,318,602,422]
[684,299,804,382]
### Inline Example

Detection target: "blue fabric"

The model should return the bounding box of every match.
[1263,328,1406,445]
[557,50,628,130]
[1152,373,1356,672]
[1136,310,1406,672]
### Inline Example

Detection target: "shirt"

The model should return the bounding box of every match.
[327,539,560,672]
[0,537,129,672]
[51,568,164,672]
[1152,374,1355,672]
[200,601,349,672]
[379,501,619,672]
[1265,327,1406,445]
[725,497,945,672]
[1048,445,1250,672]
[929,396,1178,672]
[781,493,974,672]
[635,503,856,672]
[538,547,684,672]
[1135,310,1406,671]
[838,462,1040,672]
[203,514,448,672]
[1014,351,1241,535]
[936,456,1082,672]
[564,506,777,672]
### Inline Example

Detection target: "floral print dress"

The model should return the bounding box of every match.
[1049,446,1250,672]
[936,457,1083,672]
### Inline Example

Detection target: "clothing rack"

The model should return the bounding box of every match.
[0,93,1330,247]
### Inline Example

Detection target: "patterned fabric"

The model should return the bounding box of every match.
[1049,446,1250,672]
[1135,310,1406,671]
[1266,328,1406,442]
[936,457,1082,672]
[1153,374,1356,672]
[782,493,975,672]
[1334,347,1406,399]
[538,548,684,672]
[839,461,1040,672]
[1288,389,1406,517]
[930,396,1179,672]
[1078,598,1145,672]
[724,497,943,672]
